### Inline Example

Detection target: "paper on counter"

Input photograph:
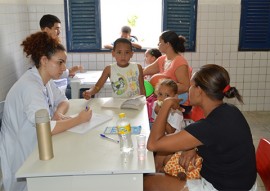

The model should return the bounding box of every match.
[68,113,112,134]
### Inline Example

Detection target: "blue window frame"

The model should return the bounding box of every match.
[239,0,270,51]
[163,0,197,52]
[64,0,197,52]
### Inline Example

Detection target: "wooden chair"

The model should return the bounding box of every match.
[256,138,270,191]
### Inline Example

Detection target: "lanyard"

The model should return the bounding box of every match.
[43,86,53,118]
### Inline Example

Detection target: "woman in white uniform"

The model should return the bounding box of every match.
[0,32,92,191]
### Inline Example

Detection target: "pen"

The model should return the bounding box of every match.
[100,134,119,143]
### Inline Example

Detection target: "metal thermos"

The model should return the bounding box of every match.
[35,109,54,160]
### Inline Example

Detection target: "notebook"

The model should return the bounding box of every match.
[101,95,145,110]
[68,113,112,134]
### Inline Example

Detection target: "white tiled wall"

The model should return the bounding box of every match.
[0,1,269,111]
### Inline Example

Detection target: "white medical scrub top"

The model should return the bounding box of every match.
[0,66,67,191]
[53,69,69,95]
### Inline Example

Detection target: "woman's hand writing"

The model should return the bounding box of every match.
[77,108,92,123]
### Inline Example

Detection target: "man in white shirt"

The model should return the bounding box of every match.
[40,14,82,98]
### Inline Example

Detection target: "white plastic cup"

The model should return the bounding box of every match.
[136,134,146,149]
[137,148,146,161]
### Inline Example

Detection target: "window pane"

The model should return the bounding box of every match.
[100,0,162,49]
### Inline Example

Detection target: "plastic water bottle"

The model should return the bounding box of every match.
[116,113,133,152]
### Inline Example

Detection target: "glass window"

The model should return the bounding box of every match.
[64,0,197,52]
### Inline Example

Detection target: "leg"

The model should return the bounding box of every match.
[144,173,187,191]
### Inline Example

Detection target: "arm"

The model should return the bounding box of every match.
[131,41,142,49]
[138,64,146,96]
[147,97,202,153]
[52,108,92,135]
[174,65,190,94]
[143,60,160,76]
[52,100,70,120]
[83,66,111,100]
[104,44,113,49]
[154,102,161,115]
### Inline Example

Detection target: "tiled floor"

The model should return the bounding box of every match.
[243,111,270,191]
[0,111,269,191]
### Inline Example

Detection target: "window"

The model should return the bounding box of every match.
[239,0,270,51]
[64,0,197,52]
[100,0,162,49]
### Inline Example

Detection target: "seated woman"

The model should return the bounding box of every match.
[143,30,195,118]
[0,32,92,191]
[144,30,191,98]
[144,64,257,191]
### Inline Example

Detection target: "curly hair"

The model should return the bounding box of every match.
[21,32,65,68]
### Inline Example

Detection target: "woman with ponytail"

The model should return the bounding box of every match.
[144,64,257,191]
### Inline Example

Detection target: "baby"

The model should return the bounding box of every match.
[152,79,186,173]
[152,79,202,180]
[152,79,183,134]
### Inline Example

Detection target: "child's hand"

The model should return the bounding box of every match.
[82,90,92,100]
[157,100,163,107]
[163,97,185,112]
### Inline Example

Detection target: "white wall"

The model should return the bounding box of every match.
[0,1,29,100]
[0,0,269,111]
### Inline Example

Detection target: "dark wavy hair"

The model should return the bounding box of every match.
[147,48,162,59]
[160,30,186,53]
[192,64,243,103]
[39,14,61,29]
